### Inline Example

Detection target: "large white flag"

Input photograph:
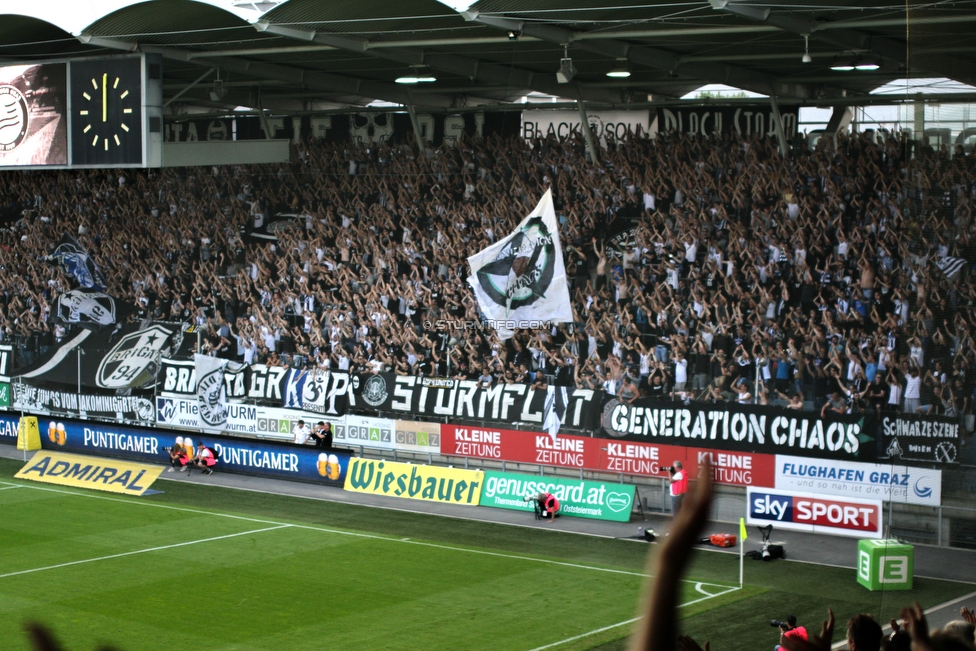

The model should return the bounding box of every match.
[467,189,573,339]
[195,354,229,428]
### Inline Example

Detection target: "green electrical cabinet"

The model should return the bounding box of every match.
[857,539,914,591]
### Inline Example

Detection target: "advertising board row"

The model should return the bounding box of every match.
[1,404,944,507]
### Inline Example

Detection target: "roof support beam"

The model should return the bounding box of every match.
[462,11,813,100]
[254,22,621,105]
[76,35,458,108]
[710,0,976,88]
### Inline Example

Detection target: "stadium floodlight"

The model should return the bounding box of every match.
[209,78,227,102]
[556,46,575,84]
[607,58,631,78]
[855,57,880,71]
[801,35,812,63]
[830,57,855,71]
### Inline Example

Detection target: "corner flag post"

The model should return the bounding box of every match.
[739,517,747,588]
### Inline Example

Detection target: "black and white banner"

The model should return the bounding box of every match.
[656,105,798,138]
[54,289,133,327]
[601,398,876,461]
[935,256,967,280]
[160,359,347,415]
[349,373,601,430]
[13,383,155,423]
[49,234,106,290]
[879,413,960,464]
[17,323,176,391]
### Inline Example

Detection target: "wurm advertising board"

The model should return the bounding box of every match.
[155,396,341,441]
[479,471,635,523]
[35,415,352,486]
[746,487,883,539]
[343,458,483,506]
[774,455,942,507]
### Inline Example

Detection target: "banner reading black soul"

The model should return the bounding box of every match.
[348,373,601,430]
[601,398,876,461]
[879,413,960,464]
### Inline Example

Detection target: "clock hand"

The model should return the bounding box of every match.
[102,73,107,123]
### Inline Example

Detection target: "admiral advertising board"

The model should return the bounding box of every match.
[774,455,942,507]
[155,396,341,441]
[15,450,163,495]
[439,425,776,488]
[35,415,352,486]
[602,398,874,461]
[746,487,883,538]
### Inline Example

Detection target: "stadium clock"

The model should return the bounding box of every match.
[70,57,144,166]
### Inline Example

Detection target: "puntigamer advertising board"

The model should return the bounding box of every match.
[479,471,635,522]
[33,415,352,487]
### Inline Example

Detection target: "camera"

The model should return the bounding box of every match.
[660,465,675,474]
[163,446,172,452]
[770,620,789,629]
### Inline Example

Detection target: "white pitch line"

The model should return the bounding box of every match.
[0,480,733,589]
[525,586,741,651]
[0,525,291,580]
[0,485,22,491]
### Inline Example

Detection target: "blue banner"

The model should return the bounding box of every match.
[20,414,351,486]
[0,412,17,444]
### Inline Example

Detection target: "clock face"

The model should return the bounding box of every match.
[70,58,143,166]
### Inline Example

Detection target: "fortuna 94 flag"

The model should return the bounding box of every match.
[467,189,573,340]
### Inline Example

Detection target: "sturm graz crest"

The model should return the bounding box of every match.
[96,325,173,389]
[476,216,556,313]
[197,369,228,427]
[361,375,389,407]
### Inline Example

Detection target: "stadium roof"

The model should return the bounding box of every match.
[0,0,974,114]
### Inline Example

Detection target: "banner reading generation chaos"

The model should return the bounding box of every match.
[34,415,352,487]
[601,398,876,462]
[349,373,601,430]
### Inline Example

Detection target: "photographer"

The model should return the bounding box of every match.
[310,421,333,448]
[773,615,808,651]
[664,461,687,516]
[524,491,560,522]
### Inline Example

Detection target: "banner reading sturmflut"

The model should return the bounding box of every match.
[467,189,572,339]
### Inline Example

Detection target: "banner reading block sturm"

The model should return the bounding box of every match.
[343,458,483,506]
[15,450,163,495]
[479,471,635,522]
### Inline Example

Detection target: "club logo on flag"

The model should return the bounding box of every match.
[96,325,173,389]
[476,216,557,312]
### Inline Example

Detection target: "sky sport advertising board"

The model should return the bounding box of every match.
[479,471,635,523]
[439,424,775,488]
[774,455,942,507]
[34,415,352,487]
[746,487,883,539]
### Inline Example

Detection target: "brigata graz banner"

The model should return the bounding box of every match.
[349,373,600,430]
[878,413,960,464]
[601,398,875,461]
[35,415,352,487]
[160,358,348,415]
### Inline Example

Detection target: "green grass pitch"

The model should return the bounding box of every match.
[0,456,971,651]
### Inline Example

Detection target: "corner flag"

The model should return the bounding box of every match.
[739,517,748,542]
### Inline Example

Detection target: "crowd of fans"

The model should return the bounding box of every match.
[2,126,976,418]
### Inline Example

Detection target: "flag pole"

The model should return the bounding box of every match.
[739,517,746,588]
